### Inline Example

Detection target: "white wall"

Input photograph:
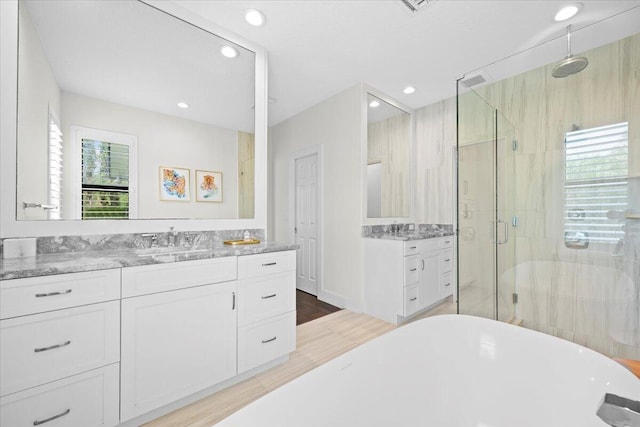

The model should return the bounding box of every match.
[16,5,60,220]
[61,92,239,219]
[269,85,363,310]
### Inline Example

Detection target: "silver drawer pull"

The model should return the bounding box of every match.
[444,240,451,244]
[35,289,72,298]
[232,292,236,310]
[444,259,451,262]
[261,294,277,299]
[409,246,417,250]
[33,408,71,425]
[262,262,277,266]
[262,336,277,344]
[444,283,451,287]
[409,297,417,301]
[409,268,417,272]
[34,340,71,353]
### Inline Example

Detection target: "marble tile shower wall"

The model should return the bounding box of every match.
[475,33,640,359]
[0,229,265,256]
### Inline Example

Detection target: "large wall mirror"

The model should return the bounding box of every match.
[16,0,256,221]
[366,92,412,219]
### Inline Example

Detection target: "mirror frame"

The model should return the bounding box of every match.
[0,0,268,238]
[360,85,415,225]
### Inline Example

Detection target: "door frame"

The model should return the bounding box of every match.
[288,145,324,297]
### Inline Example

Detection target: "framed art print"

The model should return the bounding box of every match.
[196,170,222,202]
[159,166,190,201]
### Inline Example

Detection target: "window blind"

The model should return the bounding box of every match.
[48,113,63,219]
[81,139,130,219]
[564,122,628,244]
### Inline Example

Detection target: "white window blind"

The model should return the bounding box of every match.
[48,112,63,219]
[564,122,628,244]
[81,139,130,219]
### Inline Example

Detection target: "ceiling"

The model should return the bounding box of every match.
[177,0,640,127]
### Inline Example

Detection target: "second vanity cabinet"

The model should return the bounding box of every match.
[363,236,454,325]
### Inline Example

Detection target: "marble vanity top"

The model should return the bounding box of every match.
[362,224,454,241]
[0,241,297,281]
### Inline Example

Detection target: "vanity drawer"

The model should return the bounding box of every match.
[0,269,120,319]
[440,272,454,297]
[238,311,296,373]
[0,301,120,396]
[439,236,454,248]
[403,241,420,256]
[122,256,236,297]
[238,250,296,279]
[0,364,119,427]
[404,285,419,316]
[440,250,453,273]
[404,255,419,286]
[238,272,296,326]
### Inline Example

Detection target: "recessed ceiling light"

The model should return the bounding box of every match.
[177,102,189,109]
[369,100,380,108]
[554,3,582,22]
[221,45,238,58]
[245,9,266,27]
[403,86,416,94]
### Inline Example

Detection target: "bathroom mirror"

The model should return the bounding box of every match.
[16,0,256,221]
[366,93,411,218]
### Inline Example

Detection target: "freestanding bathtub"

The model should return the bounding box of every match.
[215,314,640,426]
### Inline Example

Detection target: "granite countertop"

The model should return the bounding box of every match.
[364,230,454,241]
[0,241,297,281]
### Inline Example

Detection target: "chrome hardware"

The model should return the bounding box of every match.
[23,202,57,210]
[597,393,640,427]
[444,259,451,262]
[35,289,72,298]
[262,262,277,266]
[421,260,425,270]
[512,216,519,227]
[232,292,236,310]
[261,336,277,344]
[444,240,451,244]
[183,232,197,247]
[513,293,519,304]
[141,233,158,248]
[33,408,71,425]
[444,283,451,287]
[409,297,417,301]
[261,294,277,299]
[409,246,417,249]
[497,219,508,244]
[410,268,417,272]
[34,340,71,353]
[168,226,177,247]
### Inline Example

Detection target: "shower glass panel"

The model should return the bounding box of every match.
[456,85,516,321]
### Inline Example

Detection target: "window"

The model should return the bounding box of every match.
[564,122,628,246]
[48,109,63,219]
[72,127,137,220]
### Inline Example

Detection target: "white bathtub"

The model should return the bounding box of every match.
[216,315,640,426]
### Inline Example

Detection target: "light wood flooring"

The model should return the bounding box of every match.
[145,297,456,426]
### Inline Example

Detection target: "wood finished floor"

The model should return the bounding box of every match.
[295,289,341,325]
[145,297,456,427]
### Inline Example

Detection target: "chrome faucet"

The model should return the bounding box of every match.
[141,233,158,248]
[168,227,177,247]
[597,393,640,427]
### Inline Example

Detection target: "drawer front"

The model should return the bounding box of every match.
[403,241,420,256]
[440,272,454,297]
[439,236,454,248]
[0,364,119,427]
[404,285,419,316]
[0,269,120,319]
[238,272,295,326]
[238,311,296,374]
[122,256,236,297]
[404,255,419,286]
[238,250,296,279]
[439,250,453,273]
[0,301,120,396]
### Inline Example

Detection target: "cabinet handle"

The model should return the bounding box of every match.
[35,289,72,298]
[262,262,277,266]
[33,408,71,425]
[445,283,451,287]
[261,293,277,299]
[409,246,417,250]
[444,240,451,244]
[409,268,417,272]
[261,336,277,344]
[34,340,71,353]
[421,260,425,270]
[409,297,417,301]
[232,292,236,310]
[444,259,451,262]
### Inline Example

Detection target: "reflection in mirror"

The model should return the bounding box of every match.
[366,93,410,218]
[17,0,255,221]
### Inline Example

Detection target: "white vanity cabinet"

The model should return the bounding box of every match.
[363,237,454,325]
[120,257,238,422]
[237,251,296,373]
[0,269,121,427]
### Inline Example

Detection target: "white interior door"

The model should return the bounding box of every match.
[295,154,319,295]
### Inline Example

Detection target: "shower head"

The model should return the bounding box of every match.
[552,25,588,78]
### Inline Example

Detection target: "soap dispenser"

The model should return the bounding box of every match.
[243,230,251,242]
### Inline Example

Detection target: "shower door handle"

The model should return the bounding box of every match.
[496,219,508,244]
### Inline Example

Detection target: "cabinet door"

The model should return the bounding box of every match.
[419,251,440,309]
[120,282,237,421]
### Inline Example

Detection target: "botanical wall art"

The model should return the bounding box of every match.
[196,170,222,202]
[159,166,190,201]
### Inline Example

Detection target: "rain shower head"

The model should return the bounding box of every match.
[552,25,588,78]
